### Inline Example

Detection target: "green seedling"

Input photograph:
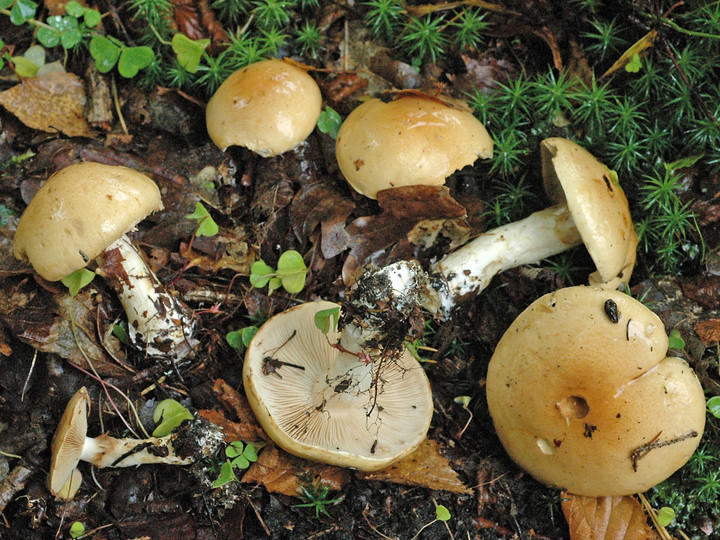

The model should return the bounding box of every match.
[172,33,210,73]
[186,201,219,237]
[69,521,85,539]
[250,250,307,294]
[314,306,340,335]
[317,106,342,139]
[212,440,258,488]
[294,477,342,518]
[454,395,473,438]
[668,329,685,349]
[153,399,193,437]
[656,506,675,527]
[226,325,259,352]
[61,268,95,296]
[411,504,451,540]
[112,321,130,345]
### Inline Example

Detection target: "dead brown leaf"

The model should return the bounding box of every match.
[682,274,720,309]
[198,408,261,443]
[694,318,720,345]
[209,379,264,441]
[241,445,350,497]
[0,72,92,137]
[562,493,659,540]
[377,185,467,220]
[43,0,85,16]
[356,439,472,494]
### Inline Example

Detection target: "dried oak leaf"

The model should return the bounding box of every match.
[356,439,472,494]
[0,72,92,137]
[241,445,350,497]
[562,493,659,540]
[694,318,720,345]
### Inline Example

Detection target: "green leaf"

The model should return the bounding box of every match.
[656,506,675,527]
[267,276,283,295]
[276,250,307,293]
[317,106,342,139]
[624,52,642,73]
[250,260,276,288]
[708,396,720,418]
[152,398,193,437]
[314,306,340,334]
[61,268,95,296]
[83,8,101,27]
[0,0,13,9]
[212,460,238,488]
[89,35,120,73]
[112,322,130,345]
[11,56,39,77]
[186,201,219,237]
[172,33,210,74]
[230,454,250,469]
[243,443,258,462]
[436,505,451,521]
[69,521,85,538]
[226,441,244,458]
[226,326,258,351]
[64,0,84,17]
[454,395,471,408]
[37,27,61,48]
[10,0,37,25]
[118,46,154,78]
[665,155,703,173]
[668,328,685,349]
[61,27,83,49]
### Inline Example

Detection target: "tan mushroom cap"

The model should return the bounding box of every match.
[206,58,322,156]
[486,286,706,496]
[54,468,82,501]
[335,95,493,199]
[541,138,637,287]
[13,162,162,282]
[48,387,90,496]
[243,301,433,471]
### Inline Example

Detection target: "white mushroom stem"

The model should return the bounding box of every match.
[96,235,196,358]
[79,432,192,468]
[340,204,581,354]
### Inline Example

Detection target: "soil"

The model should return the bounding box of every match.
[1,2,720,540]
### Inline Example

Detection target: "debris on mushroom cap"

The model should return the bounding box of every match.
[541,138,636,287]
[205,58,323,156]
[48,387,90,496]
[243,301,434,471]
[335,95,493,199]
[13,162,162,282]
[486,286,706,496]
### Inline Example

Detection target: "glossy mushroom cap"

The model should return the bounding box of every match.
[206,58,322,156]
[541,138,637,288]
[335,95,493,199]
[243,301,433,471]
[486,286,706,496]
[13,162,162,282]
[48,387,90,496]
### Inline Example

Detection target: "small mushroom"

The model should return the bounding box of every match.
[206,58,323,156]
[485,286,706,496]
[48,387,199,498]
[13,162,195,358]
[243,301,433,471]
[335,94,494,199]
[432,137,638,315]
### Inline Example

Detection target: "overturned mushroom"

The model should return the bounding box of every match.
[243,301,433,471]
[48,387,222,498]
[486,286,705,496]
[13,162,195,358]
[335,94,494,199]
[206,58,322,156]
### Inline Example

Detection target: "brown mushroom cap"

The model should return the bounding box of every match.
[243,301,433,471]
[206,58,322,156]
[541,138,637,287]
[335,96,493,199]
[486,286,706,496]
[13,162,162,282]
[48,387,90,496]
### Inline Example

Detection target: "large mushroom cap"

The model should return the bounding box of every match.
[486,286,706,496]
[206,58,322,156]
[243,301,433,471]
[335,95,493,199]
[541,138,637,287]
[13,162,162,282]
[48,387,90,496]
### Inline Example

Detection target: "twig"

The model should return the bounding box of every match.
[0,464,35,514]
[20,349,37,402]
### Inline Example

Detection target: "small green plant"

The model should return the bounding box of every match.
[708,396,720,419]
[186,201,220,237]
[226,325,259,352]
[61,268,95,296]
[294,476,342,518]
[400,14,447,66]
[314,306,340,334]
[250,250,308,294]
[153,399,193,437]
[295,21,324,59]
[656,506,676,528]
[317,106,342,139]
[454,395,473,437]
[69,520,85,539]
[668,329,685,349]
[212,441,258,488]
[411,504,451,540]
[364,0,403,41]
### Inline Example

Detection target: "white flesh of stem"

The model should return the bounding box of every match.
[82,433,192,468]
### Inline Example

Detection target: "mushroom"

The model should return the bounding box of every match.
[206,58,322,156]
[53,468,82,501]
[485,286,706,496]
[13,162,195,358]
[243,301,433,471]
[335,94,494,199]
[48,387,222,498]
